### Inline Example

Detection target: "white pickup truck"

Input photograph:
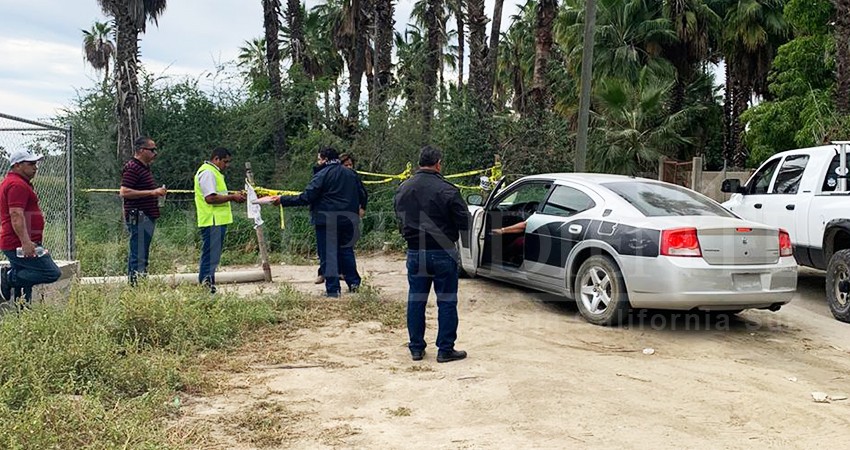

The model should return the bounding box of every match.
[722,143,850,322]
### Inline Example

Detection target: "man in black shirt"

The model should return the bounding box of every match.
[394,145,471,363]
[120,136,166,285]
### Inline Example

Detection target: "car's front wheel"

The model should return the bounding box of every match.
[574,255,630,326]
[826,249,850,323]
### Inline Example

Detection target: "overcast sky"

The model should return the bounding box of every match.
[0,0,521,122]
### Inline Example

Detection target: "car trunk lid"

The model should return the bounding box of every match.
[698,226,780,265]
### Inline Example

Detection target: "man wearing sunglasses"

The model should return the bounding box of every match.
[0,149,62,308]
[120,136,167,285]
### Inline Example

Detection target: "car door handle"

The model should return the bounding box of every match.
[754,203,762,209]
[786,204,795,211]
[568,224,583,234]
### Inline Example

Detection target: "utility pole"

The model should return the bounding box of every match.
[574,0,597,172]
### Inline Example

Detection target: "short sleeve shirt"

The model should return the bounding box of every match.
[121,158,160,219]
[0,172,45,250]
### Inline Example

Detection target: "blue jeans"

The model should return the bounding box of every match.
[199,225,226,286]
[3,248,62,303]
[316,219,361,296]
[406,248,459,353]
[127,212,156,284]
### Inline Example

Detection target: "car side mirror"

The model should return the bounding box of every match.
[721,179,743,194]
[466,194,484,206]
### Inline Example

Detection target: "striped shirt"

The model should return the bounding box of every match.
[121,158,160,219]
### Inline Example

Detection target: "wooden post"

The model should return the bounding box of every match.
[245,162,273,282]
[658,156,667,181]
[691,156,703,193]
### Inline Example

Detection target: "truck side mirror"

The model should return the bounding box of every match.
[721,179,743,194]
[466,194,484,206]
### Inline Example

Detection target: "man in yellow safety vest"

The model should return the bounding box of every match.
[193,147,246,293]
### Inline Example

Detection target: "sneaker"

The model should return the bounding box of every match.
[0,267,11,302]
[349,284,360,293]
[411,350,425,361]
[437,350,467,363]
[314,275,325,284]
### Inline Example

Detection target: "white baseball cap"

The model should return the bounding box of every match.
[8,149,43,167]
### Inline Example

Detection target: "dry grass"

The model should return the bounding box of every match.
[225,400,306,447]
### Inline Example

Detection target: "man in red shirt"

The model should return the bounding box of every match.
[0,149,62,308]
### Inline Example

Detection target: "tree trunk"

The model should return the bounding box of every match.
[286,0,306,72]
[732,74,750,168]
[467,0,489,112]
[723,61,734,167]
[456,4,465,90]
[530,0,557,115]
[485,0,504,102]
[263,0,287,158]
[113,6,142,162]
[342,0,367,121]
[374,0,394,104]
[836,0,850,114]
[422,0,443,136]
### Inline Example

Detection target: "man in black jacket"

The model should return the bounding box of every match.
[274,147,366,297]
[394,145,471,363]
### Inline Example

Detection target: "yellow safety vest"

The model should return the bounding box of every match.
[193,162,233,227]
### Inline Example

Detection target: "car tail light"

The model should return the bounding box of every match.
[661,228,702,257]
[779,229,793,257]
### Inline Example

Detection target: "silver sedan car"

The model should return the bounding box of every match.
[457,174,797,325]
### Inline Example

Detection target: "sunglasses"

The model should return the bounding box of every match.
[142,147,158,153]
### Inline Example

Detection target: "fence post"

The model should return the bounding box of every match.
[691,156,703,193]
[66,124,75,260]
[245,162,272,282]
[658,156,667,181]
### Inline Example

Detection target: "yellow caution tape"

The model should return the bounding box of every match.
[84,161,503,200]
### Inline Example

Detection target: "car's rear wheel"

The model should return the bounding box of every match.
[574,255,630,326]
[826,249,850,323]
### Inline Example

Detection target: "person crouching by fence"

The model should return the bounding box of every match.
[0,149,62,309]
[193,147,245,294]
[120,136,167,286]
[272,147,365,297]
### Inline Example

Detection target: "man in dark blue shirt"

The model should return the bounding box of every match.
[274,147,367,297]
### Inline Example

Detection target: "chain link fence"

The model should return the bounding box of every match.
[0,112,73,260]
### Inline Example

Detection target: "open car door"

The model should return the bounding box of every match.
[458,177,507,277]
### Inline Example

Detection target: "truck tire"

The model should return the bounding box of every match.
[826,249,850,323]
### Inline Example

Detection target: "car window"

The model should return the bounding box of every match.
[772,155,809,194]
[747,158,781,195]
[495,182,551,209]
[822,154,850,192]
[603,181,735,217]
[541,185,596,217]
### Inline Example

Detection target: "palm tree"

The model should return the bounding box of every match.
[81,21,115,88]
[486,0,506,99]
[237,37,270,97]
[530,0,557,114]
[467,0,489,111]
[447,0,466,89]
[721,0,787,167]
[422,0,444,135]
[837,0,850,114]
[591,69,693,175]
[395,26,427,108]
[662,0,720,112]
[262,0,287,157]
[95,0,167,161]
[286,0,307,71]
[374,0,395,105]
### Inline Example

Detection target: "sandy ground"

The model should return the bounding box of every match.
[175,255,850,449]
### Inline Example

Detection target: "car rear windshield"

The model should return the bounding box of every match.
[602,181,734,217]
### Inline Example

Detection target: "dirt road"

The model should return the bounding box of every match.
[179,256,850,449]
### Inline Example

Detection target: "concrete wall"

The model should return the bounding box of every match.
[694,170,753,203]
[1,259,79,308]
